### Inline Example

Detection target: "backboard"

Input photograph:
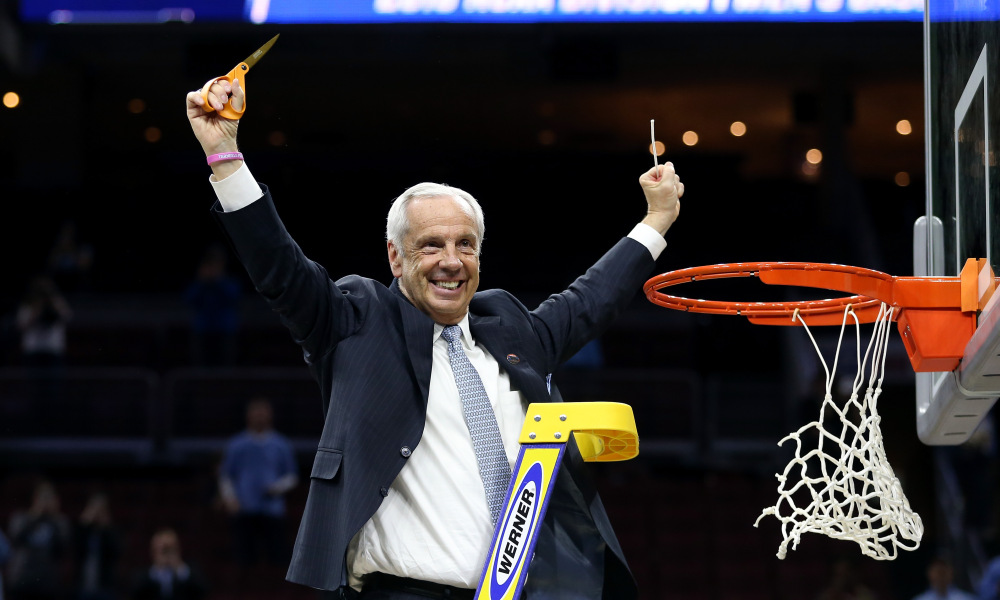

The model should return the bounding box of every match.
[918,0,1000,444]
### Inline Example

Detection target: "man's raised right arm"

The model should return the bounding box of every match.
[183,81,365,354]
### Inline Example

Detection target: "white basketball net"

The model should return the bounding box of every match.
[754,302,924,560]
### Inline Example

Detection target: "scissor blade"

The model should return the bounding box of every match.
[242,34,280,70]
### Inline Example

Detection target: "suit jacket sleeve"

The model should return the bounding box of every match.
[529,236,656,373]
[210,184,370,363]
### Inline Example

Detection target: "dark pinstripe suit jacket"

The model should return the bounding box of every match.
[213,185,656,599]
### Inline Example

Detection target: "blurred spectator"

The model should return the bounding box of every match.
[183,242,243,367]
[129,529,206,600]
[73,492,122,600]
[218,396,298,586]
[46,220,95,294]
[815,557,878,600]
[17,274,72,370]
[16,274,72,407]
[911,554,976,600]
[0,526,10,600]
[6,479,72,600]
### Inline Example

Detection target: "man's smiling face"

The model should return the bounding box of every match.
[388,195,480,325]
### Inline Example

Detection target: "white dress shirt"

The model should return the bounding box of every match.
[347,316,524,588]
[209,163,666,588]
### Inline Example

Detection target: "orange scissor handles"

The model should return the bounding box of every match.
[201,34,279,120]
[644,259,999,372]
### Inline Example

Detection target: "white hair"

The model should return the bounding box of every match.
[385,182,485,255]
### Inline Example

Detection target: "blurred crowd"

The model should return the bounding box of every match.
[0,477,207,600]
[0,394,300,600]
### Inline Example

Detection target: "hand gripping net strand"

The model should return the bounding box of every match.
[753,302,924,560]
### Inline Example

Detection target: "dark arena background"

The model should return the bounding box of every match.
[0,1,987,599]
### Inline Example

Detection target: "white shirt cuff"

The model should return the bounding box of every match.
[627,223,667,260]
[210,162,264,212]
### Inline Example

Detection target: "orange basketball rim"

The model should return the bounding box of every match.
[643,259,999,373]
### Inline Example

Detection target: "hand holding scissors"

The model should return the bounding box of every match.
[200,34,279,120]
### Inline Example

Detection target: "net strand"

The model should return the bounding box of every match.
[754,302,923,560]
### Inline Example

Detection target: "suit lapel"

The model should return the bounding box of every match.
[390,279,434,405]
[470,314,552,405]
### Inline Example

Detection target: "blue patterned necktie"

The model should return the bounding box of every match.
[441,325,512,525]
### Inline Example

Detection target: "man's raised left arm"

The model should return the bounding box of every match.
[530,162,685,369]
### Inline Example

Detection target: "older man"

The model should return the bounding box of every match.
[186,79,682,600]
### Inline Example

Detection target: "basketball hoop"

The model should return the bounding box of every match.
[644,261,989,372]
[644,260,998,560]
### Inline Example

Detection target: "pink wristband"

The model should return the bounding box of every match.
[206,152,244,165]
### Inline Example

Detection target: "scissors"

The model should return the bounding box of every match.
[201,33,280,120]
